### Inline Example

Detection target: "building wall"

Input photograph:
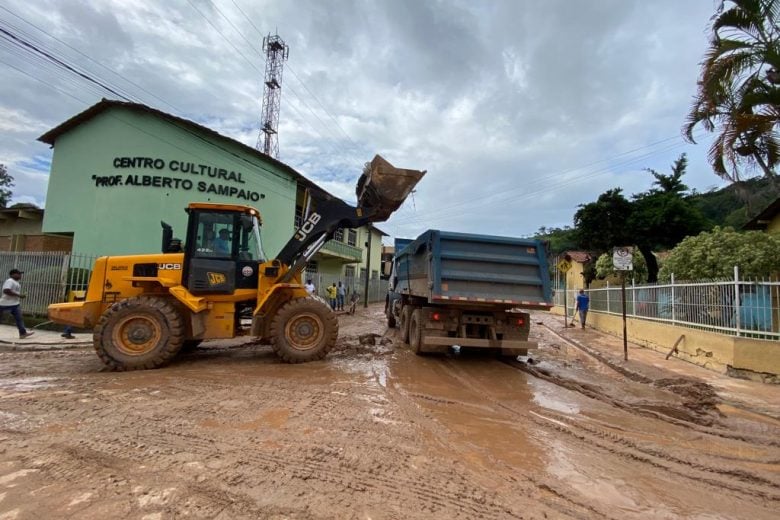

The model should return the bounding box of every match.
[43,107,298,257]
[0,234,73,252]
[768,214,780,234]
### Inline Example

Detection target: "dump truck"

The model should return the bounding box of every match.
[385,230,553,357]
[48,155,425,370]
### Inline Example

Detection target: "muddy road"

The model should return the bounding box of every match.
[1,305,779,519]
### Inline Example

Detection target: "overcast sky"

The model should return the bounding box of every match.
[1,0,727,243]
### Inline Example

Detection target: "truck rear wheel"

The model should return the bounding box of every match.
[271,298,338,363]
[94,296,185,371]
[409,309,424,355]
[386,298,397,328]
[400,305,413,343]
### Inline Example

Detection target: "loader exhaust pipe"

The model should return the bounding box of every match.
[356,155,426,222]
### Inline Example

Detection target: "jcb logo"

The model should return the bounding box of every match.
[207,272,227,285]
[158,263,181,270]
[294,212,322,241]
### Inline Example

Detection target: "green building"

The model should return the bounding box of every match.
[38,99,385,292]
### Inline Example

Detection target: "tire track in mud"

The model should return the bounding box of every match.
[440,357,780,506]
[3,373,531,520]
[536,324,780,448]
[386,359,617,520]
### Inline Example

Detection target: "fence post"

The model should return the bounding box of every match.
[606,281,610,313]
[734,265,741,337]
[671,273,675,325]
[632,278,636,316]
[59,253,71,302]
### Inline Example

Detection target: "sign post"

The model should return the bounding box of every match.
[557,256,572,328]
[613,247,633,361]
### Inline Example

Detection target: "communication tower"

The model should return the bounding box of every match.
[257,34,289,158]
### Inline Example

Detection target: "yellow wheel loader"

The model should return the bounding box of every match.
[48,156,425,370]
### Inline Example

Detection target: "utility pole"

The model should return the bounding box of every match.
[257,34,289,158]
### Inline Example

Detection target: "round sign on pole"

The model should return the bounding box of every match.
[613,246,633,271]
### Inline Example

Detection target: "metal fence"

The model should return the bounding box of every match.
[556,267,780,340]
[308,272,388,305]
[0,251,389,317]
[0,251,96,316]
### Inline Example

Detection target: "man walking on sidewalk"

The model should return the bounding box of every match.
[575,289,590,329]
[0,269,34,339]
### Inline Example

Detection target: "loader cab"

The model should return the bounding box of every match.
[183,207,264,294]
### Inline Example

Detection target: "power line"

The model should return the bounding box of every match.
[0,5,182,114]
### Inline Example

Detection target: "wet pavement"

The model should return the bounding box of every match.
[0,305,778,519]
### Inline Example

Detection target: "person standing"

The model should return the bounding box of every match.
[214,229,231,255]
[0,269,34,339]
[326,283,337,310]
[575,289,590,329]
[336,281,346,311]
[304,279,316,296]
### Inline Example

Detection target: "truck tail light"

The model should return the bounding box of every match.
[431,312,441,321]
[516,317,525,327]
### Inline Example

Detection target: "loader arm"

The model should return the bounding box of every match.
[275,155,425,283]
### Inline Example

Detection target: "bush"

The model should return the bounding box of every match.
[658,227,780,281]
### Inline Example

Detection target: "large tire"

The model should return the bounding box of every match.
[270,297,338,363]
[409,309,424,355]
[400,305,413,343]
[386,298,397,328]
[93,296,185,371]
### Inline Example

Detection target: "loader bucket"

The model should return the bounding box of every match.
[356,155,426,222]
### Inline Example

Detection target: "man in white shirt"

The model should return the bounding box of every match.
[304,279,315,296]
[0,269,34,339]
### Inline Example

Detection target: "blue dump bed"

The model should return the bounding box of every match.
[395,230,552,308]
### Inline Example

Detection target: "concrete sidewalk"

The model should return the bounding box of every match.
[0,324,92,348]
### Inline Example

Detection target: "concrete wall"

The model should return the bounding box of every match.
[0,234,73,252]
[553,305,780,381]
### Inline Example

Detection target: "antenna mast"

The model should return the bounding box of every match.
[257,33,289,158]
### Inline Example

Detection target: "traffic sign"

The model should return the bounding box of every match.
[613,246,633,271]
[557,259,572,273]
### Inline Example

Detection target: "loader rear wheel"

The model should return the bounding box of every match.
[94,296,185,371]
[409,309,424,355]
[400,305,413,343]
[271,298,338,363]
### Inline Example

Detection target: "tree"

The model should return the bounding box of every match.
[574,155,708,283]
[683,0,780,183]
[533,226,579,254]
[629,155,709,282]
[658,226,780,280]
[0,164,13,208]
[573,188,634,252]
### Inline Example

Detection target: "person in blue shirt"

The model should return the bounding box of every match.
[575,289,590,329]
[214,229,231,255]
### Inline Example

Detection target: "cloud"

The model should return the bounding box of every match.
[0,0,725,242]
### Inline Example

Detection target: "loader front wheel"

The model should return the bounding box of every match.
[271,298,338,363]
[94,296,185,371]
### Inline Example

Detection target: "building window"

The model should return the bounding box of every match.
[294,205,303,228]
[372,270,379,280]
[305,261,318,280]
[334,228,344,242]
[347,229,357,247]
[344,265,355,278]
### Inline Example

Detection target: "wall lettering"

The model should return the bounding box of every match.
[91,157,267,202]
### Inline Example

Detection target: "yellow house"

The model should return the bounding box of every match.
[744,197,780,233]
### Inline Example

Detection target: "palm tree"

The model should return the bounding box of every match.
[684,0,780,183]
